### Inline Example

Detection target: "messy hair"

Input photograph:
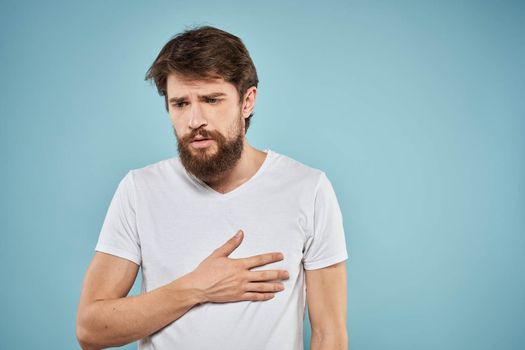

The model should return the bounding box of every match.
[145,25,259,133]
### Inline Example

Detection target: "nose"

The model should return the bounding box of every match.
[188,101,208,129]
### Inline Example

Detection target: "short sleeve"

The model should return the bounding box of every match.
[95,170,142,266]
[302,172,349,270]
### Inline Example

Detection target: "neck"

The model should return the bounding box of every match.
[204,139,267,194]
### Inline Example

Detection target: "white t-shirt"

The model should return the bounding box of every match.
[95,148,349,350]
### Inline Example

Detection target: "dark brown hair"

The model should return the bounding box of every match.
[144,25,259,133]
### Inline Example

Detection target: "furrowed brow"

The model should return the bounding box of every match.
[168,92,227,104]
[168,96,187,104]
[199,92,227,100]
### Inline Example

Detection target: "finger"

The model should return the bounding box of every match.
[239,292,275,302]
[244,282,285,293]
[210,230,244,258]
[247,269,290,282]
[241,252,284,269]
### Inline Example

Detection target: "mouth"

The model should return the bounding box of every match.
[190,138,214,149]
[190,136,211,142]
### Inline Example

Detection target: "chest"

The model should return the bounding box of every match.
[137,192,310,290]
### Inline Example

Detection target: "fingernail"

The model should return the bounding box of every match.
[235,230,242,238]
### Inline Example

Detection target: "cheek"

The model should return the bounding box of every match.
[168,117,183,137]
[169,113,184,129]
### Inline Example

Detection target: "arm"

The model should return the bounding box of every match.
[305,261,348,350]
[76,231,289,350]
[76,252,204,350]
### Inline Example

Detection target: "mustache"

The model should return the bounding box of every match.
[181,128,218,143]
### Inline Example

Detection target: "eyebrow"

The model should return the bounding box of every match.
[168,92,227,104]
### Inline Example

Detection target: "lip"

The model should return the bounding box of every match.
[191,136,211,142]
[190,139,214,149]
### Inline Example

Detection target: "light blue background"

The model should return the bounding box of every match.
[1,0,524,349]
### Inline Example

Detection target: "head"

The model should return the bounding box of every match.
[144,26,259,181]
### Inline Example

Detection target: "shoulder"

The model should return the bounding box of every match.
[268,149,326,188]
[126,156,180,186]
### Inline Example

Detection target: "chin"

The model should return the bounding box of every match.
[190,144,217,155]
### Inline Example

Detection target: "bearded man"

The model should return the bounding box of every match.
[76,25,349,350]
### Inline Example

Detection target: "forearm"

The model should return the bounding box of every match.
[77,273,204,350]
[310,329,348,350]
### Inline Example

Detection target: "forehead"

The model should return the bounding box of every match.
[166,73,237,98]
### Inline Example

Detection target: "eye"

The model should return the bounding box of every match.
[206,98,220,105]
[172,101,188,109]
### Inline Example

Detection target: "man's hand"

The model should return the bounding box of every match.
[76,229,288,349]
[187,229,290,303]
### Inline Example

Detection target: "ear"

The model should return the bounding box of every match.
[241,86,257,119]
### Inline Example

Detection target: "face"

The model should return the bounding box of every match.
[166,73,256,182]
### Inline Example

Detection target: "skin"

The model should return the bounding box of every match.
[166,72,266,192]
[307,261,348,350]
[76,74,348,349]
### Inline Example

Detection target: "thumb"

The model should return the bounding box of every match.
[211,230,244,258]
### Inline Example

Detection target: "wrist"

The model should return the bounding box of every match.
[171,272,208,306]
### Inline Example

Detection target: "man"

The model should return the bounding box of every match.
[76,26,348,350]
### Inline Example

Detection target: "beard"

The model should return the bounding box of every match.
[175,116,244,182]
